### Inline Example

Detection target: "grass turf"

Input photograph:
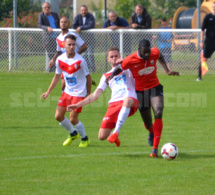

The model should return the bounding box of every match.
[0,73,214,194]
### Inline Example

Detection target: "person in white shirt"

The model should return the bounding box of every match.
[41,34,91,147]
[67,47,139,147]
[49,16,96,90]
[49,16,87,68]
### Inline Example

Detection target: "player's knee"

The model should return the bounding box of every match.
[98,134,106,140]
[98,129,108,140]
[55,114,64,122]
[154,110,163,119]
[69,117,76,125]
[123,97,133,107]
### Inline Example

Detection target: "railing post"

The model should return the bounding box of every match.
[8,30,12,72]
[45,51,49,72]
[119,30,123,57]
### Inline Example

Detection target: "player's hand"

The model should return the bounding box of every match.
[49,60,54,67]
[40,92,50,100]
[116,58,123,64]
[67,104,78,112]
[167,71,179,76]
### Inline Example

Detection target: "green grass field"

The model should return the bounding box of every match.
[0,73,215,195]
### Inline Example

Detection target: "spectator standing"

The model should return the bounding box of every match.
[157,18,173,72]
[72,5,96,72]
[131,4,152,42]
[38,2,60,72]
[197,1,215,81]
[103,11,131,56]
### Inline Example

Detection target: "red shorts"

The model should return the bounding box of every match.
[100,97,139,130]
[57,92,84,113]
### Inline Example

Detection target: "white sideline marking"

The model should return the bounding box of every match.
[3,152,148,161]
[3,150,213,161]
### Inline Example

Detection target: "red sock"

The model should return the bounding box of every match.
[153,119,163,149]
[144,124,154,134]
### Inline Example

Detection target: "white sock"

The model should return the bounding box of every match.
[74,121,87,138]
[113,107,130,135]
[59,117,75,134]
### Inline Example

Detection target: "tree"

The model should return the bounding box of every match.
[0,0,40,21]
[114,0,151,20]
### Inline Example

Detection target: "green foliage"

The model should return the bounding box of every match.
[113,0,204,26]
[60,7,70,20]
[89,0,104,28]
[0,0,35,20]
[0,73,215,194]
[0,11,41,27]
[0,0,42,27]
[114,0,151,21]
[0,0,12,19]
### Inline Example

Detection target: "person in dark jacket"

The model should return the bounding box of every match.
[197,1,215,81]
[72,5,96,72]
[38,2,60,72]
[103,11,131,56]
[131,4,152,43]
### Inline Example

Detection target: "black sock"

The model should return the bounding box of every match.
[198,63,202,79]
[70,131,77,137]
[81,136,88,141]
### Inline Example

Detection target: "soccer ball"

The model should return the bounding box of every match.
[161,143,178,160]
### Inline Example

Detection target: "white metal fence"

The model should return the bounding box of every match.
[0,28,215,74]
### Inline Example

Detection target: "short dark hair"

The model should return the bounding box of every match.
[135,4,144,10]
[107,46,119,54]
[139,39,151,48]
[161,18,167,22]
[64,34,77,42]
[81,5,88,10]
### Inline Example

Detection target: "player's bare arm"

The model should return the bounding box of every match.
[200,30,205,50]
[158,54,179,76]
[106,66,123,84]
[49,51,62,67]
[67,88,103,111]
[86,74,92,96]
[40,74,61,100]
[77,43,87,54]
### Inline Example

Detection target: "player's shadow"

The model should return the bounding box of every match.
[176,152,215,160]
[1,126,57,129]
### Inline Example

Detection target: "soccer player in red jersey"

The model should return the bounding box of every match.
[107,39,179,157]
[40,34,91,147]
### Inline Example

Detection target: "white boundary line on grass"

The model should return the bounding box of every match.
[3,152,148,160]
[3,150,212,161]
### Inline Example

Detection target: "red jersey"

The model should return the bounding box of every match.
[121,47,160,91]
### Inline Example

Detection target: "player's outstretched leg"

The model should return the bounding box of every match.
[149,119,163,158]
[108,98,134,147]
[107,132,121,147]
